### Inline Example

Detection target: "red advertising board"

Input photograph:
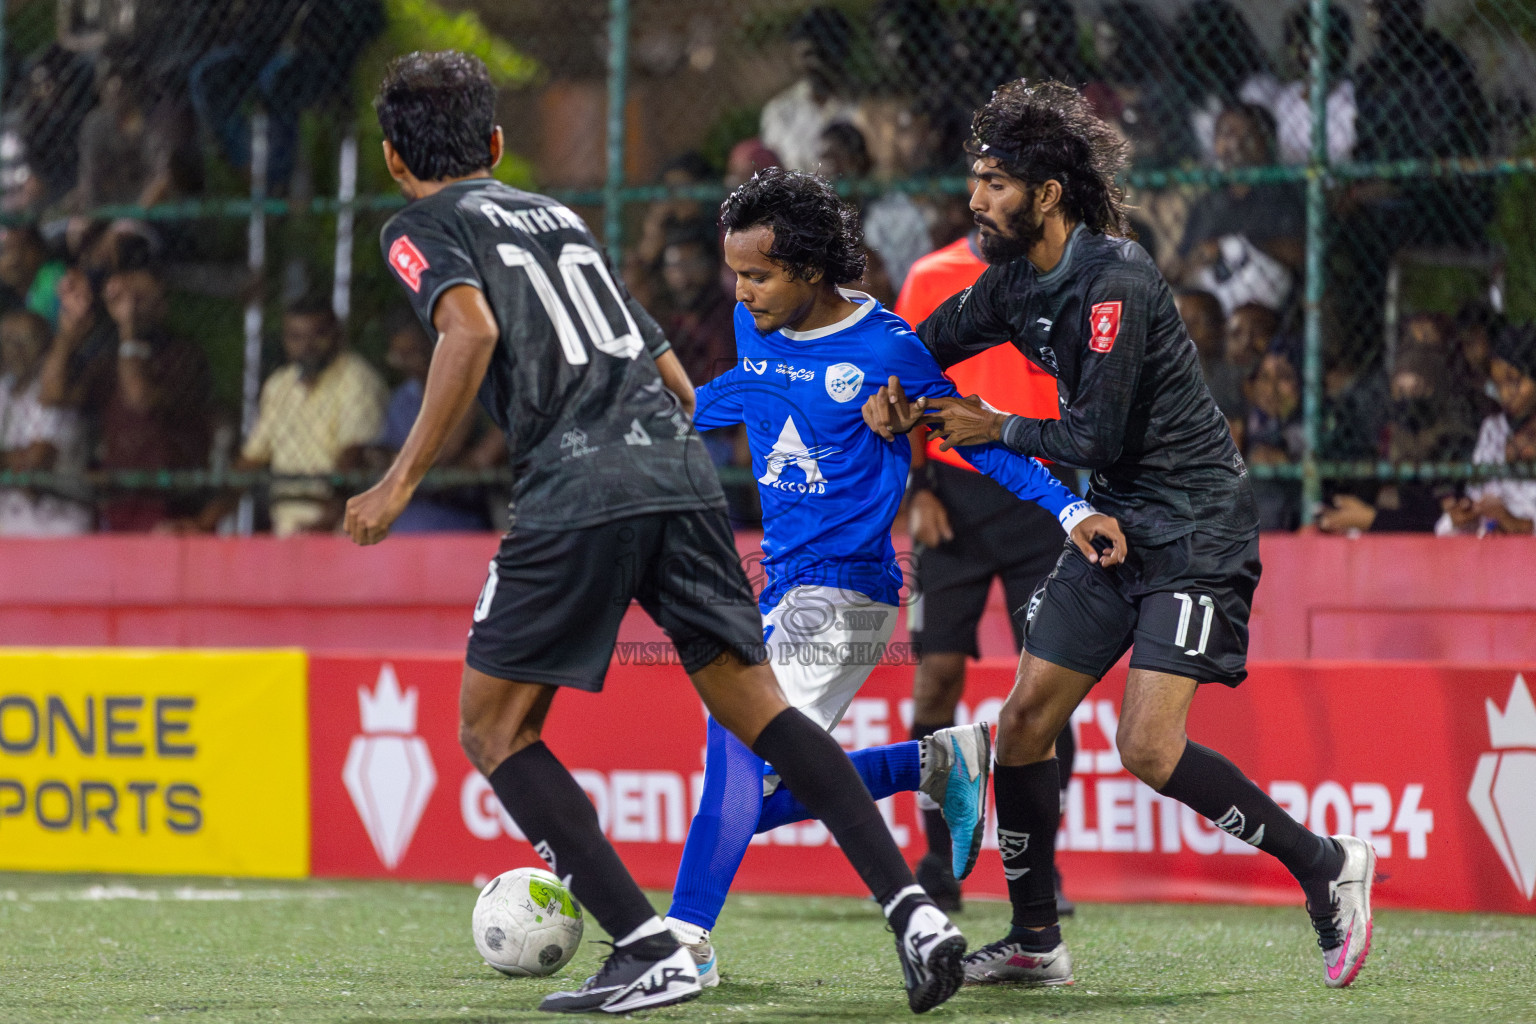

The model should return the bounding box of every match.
[309,654,1536,915]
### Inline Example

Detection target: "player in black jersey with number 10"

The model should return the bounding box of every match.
[865,81,1375,990]
[344,51,964,1015]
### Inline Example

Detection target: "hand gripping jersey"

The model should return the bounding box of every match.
[693,291,1092,611]
[918,225,1259,546]
[380,179,723,530]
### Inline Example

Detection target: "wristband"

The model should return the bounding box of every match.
[1058,500,1098,535]
[118,340,152,360]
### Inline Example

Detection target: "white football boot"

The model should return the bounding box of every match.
[1311,834,1375,989]
[664,916,720,988]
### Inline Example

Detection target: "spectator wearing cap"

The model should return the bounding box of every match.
[188,297,386,536]
[0,310,91,535]
[724,139,780,190]
[0,228,66,326]
[1438,325,1536,536]
[760,7,859,172]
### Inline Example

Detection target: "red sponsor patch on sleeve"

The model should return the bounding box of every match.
[388,235,430,293]
[1089,300,1122,353]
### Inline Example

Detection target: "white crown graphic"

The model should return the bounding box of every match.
[1468,674,1536,900]
[1487,674,1536,750]
[359,663,418,734]
[344,663,437,870]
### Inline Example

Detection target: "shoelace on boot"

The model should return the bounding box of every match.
[1309,895,1342,951]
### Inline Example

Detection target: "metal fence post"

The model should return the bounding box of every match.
[237,111,271,536]
[333,128,359,324]
[1300,0,1331,525]
[603,0,631,268]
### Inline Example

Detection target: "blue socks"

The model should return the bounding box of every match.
[758,737,920,831]
[668,716,923,931]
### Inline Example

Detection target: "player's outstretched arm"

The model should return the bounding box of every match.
[345,284,498,545]
[914,262,1025,370]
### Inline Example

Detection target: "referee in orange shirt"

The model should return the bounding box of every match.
[897,226,1077,915]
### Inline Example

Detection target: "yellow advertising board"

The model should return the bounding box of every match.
[0,649,308,877]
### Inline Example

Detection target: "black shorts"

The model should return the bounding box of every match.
[1022,529,1262,686]
[910,462,1067,657]
[465,509,767,691]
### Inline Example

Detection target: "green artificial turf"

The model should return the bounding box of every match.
[1,873,1532,1023]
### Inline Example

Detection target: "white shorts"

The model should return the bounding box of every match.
[762,585,900,732]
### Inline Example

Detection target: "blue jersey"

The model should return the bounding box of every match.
[694,292,1091,611]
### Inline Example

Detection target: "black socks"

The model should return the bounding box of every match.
[752,708,916,908]
[488,742,660,943]
[1159,741,1345,907]
[992,759,1062,928]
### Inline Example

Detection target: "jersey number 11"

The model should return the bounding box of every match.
[498,242,643,365]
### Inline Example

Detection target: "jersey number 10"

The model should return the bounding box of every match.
[498,242,643,365]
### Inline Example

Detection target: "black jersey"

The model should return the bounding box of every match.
[918,225,1258,546]
[380,179,724,530]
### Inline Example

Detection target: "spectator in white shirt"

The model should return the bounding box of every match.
[1269,4,1356,166]
[1438,324,1536,536]
[759,7,859,172]
[0,309,90,534]
[819,121,932,292]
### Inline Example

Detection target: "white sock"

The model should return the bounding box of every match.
[881,884,927,919]
[664,916,707,944]
[615,916,669,948]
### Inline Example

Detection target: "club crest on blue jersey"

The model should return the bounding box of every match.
[825,362,865,403]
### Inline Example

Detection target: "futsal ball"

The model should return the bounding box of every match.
[472,867,584,977]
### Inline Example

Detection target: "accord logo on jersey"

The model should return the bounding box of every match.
[758,416,833,491]
[825,362,865,402]
[388,236,430,293]
[1089,301,1122,353]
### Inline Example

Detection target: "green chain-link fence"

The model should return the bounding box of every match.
[0,0,1532,535]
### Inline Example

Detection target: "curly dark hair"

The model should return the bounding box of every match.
[375,51,496,182]
[966,79,1133,237]
[719,168,866,285]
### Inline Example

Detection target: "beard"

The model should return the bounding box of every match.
[975,203,1044,265]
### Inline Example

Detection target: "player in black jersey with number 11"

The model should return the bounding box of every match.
[865,81,1375,991]
[346,51,965,1015]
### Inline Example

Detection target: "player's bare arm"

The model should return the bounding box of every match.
[653,348,696,419]
[344,284,498,545]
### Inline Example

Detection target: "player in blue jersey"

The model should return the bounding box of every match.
[663,168,1127,987]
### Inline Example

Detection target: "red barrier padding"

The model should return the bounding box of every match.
[2,533,1533,660]
[309,652,1536,914]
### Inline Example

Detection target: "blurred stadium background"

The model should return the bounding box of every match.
[0,3,1532,1013]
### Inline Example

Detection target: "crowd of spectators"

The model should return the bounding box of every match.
[2,0,383,214]
[615,0,1531,537]
[0,0,1531,537]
